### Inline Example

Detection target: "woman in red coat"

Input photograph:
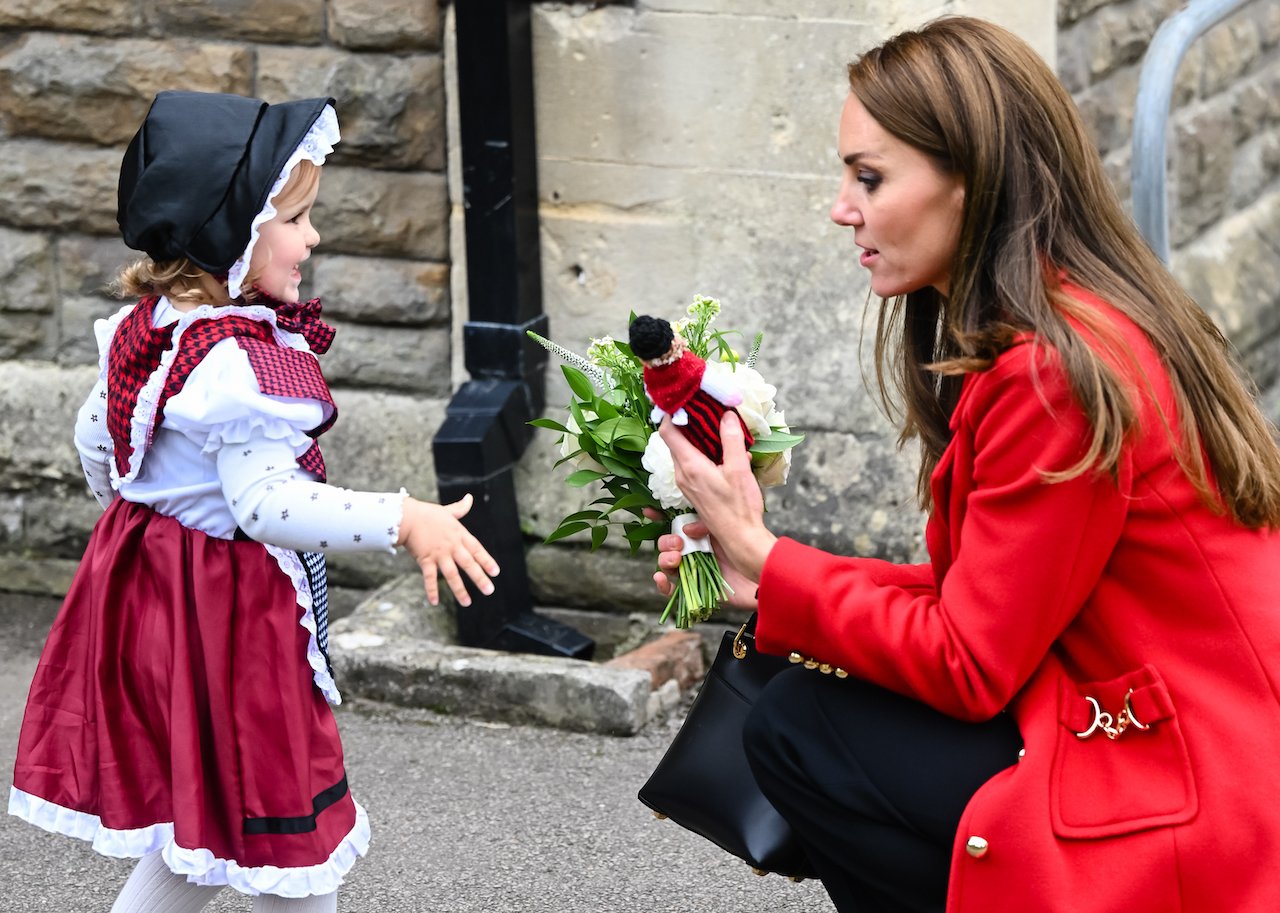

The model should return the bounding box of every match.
[655,16,1280,913]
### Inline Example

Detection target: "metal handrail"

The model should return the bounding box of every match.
[1131,0,1255,263]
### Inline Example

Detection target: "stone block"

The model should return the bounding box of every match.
[258,48,445,171]
[18,494,104,558]
[0,556,80,597]
[1230,133,1280,213]
[1171,105,1235,245]
[1200,10,1264,98]
[0,229,55,314]
[1172,191,1280,358]
[0,0,136,33]
[0,34,252,146]
[1073,65,1140,156]
[141,0,324,43]
[0,140,134,236]
[322,321,451,395]
[56,235,136,299]
[329,0,442,50]
[0,315,55,360]
[532,5,860,176]
[0,363,97,493]
[313,166,449,260]
[322,388,445,495]
[331,634,653,735]
[312,255,450,325]
[605,629,705,691]
[524,541,668,617]
[56,296,123,367]
[1230,66,1280,145]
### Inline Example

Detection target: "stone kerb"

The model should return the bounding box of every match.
[329,575,681,736]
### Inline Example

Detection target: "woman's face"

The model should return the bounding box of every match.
[250,176,321,303]
[830,93,965,298]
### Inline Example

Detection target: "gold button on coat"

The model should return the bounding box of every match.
[965,836,989,858]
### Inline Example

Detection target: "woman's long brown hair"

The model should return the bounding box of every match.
[853,16,1280,528]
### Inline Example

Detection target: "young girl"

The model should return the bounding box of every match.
[9,91,498,912]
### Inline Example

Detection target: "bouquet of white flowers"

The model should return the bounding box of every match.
[528,295,802,628]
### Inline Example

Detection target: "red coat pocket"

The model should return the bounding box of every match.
[1050,664,1198,838]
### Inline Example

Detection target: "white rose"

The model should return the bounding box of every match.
[752,448,792,488]
[559,412,606,474]
[641,432,691,510]
[702,361,778,439]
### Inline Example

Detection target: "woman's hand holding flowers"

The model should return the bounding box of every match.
[653,412,778,606]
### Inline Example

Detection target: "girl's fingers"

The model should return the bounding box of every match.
[419,559,440,606]
[454,544,497,595]
[437,558,471,607]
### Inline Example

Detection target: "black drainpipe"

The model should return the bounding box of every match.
[433,0,594,659]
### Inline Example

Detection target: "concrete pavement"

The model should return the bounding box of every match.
[0,592,835,913]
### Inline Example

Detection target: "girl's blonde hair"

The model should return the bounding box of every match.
[854,17,1280,528]
[114,160,321,307]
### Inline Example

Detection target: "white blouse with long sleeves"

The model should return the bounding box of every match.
[74,297,405,554]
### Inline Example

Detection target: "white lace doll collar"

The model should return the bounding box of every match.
[226,104,340,299]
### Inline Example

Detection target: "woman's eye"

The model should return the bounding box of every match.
[857,172,882,191]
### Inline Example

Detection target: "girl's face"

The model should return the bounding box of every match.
[249,175,321,303]
[829,93,965,298]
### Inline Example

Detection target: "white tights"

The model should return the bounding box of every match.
[111,852,338,913]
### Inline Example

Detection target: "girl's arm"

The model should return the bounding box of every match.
[217,432,497,605]
[73,376,116,509]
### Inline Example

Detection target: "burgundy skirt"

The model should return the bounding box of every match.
[9,499,367,897]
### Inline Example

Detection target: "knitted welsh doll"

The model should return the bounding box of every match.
[629,314,754,464]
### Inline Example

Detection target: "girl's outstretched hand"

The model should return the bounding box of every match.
[398,493,500,606]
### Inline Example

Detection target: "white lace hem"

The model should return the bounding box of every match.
[266,544,341,705]
[8,788,369,898]
[114,300,310,490]
[227,105,340,300]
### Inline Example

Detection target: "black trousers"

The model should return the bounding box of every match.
[743,668,1022,913]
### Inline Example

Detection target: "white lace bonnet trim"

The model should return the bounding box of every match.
[8,788,369,897]
[226,104,340,300]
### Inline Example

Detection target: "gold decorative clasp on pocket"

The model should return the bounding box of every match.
[1075,689,1149,741]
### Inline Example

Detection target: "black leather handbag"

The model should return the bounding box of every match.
[638,615,817,879]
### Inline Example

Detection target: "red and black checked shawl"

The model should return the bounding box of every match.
[106,297,337,482]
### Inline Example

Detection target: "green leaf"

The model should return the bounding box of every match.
[598,453,643,482]
[529,417,570,433]
[562,365,596,401]
[545,520,591,543]
[591,396,620,420]
[590,525,609,551]
[565,469,606,487]
[749,430,806,453]
[562,509,606,523]
[606,491,660,515]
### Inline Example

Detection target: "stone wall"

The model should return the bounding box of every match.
[0,0,449,595]
[1,0,1277,619]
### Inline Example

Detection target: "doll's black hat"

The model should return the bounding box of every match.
[117,91,335,272]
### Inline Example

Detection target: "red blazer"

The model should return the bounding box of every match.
[757,285,1280,913]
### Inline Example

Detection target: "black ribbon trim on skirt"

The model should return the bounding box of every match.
[242,775,350,835]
